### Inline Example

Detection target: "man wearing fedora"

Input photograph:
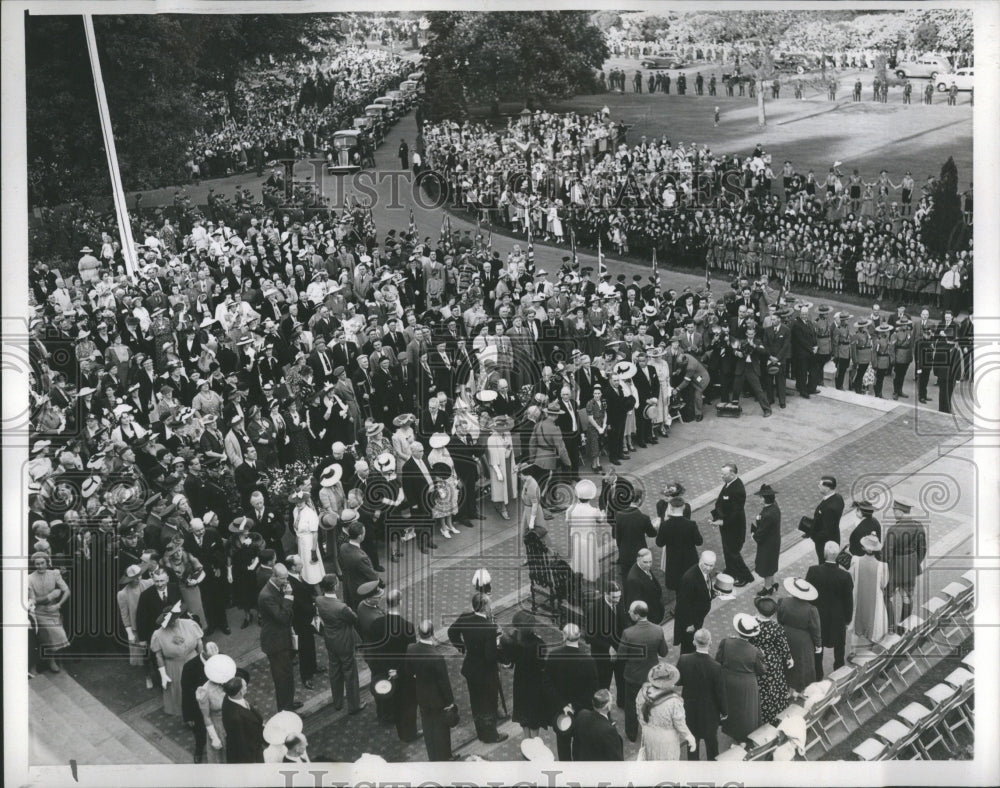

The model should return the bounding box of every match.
[805,542,854,679]
[674,550,717,654]
[751,484,781,597]
[677,628,728,761]
[710,463,754,587]
[545,623,600,760]
[882,497,927,631]
[848,499,882,557]
[618,599,669,743]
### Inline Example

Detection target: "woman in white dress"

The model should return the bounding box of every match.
[486,416,517,520]
[566,479,609,589]
[290,491,323,586]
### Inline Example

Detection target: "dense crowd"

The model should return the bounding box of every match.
[422,111,973,312]
[184,47,412,181]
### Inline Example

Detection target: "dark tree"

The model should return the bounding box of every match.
[921,157,964,254]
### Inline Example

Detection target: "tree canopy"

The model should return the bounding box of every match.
[25,13,335,207]
[421,11,608,120]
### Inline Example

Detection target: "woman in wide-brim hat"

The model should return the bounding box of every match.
[430,461,460,539]
[228,519,264,628]
[848,533,889,654]
[291,486,324,586]
[715,614,768,742]
[150,601,203,718]
[636,661,695,761]
[486,415,517,521]
[748,595,794,726]
[751,483,781,598]
[499,610,550,738]
[197,650,234,762]
[391,413,416,473]
[364,419,392,465]
[777,578,822,691]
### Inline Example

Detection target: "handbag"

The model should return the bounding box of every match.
[836,546,853,570]
[443,704,460,728]
[797,516,814,537]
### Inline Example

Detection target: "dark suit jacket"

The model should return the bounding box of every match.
[221,696,265,763]
[632,363,660,404]
[613,506,656,570]
[136,582,181,643]
[257,580,294,655]
[315,594,359,655]
[713,478,747,540]
[812,492,845,549]
[624,564,664,625]
[673,563,712,646]
[676,651,728,738]
[180,654,207,724]
[182,527,227,575]
[572,709,624,761]
[656,515,703,591]
[406,641,454,713]
[545,644,599,714]
[365,611,417,677]
[805,562,854,647]
[339,542,379,608]
[401,457,434,515]
[447,611,500,683]
[287,574,317,631]
[585,596,628,653]
[619,619,669,685]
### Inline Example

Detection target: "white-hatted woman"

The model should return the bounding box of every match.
[290,490,324,586]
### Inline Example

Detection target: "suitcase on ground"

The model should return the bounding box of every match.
[716,402,742,418]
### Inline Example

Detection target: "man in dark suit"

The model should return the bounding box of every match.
[584,581,627,695]
[328,330,359,371]
[805,542,854,679]
[676,628,728,760]
[180,649,210,762]
[631,353,660,447]
[136,568,181,647]
[763,310,792,407]
[406,620,457,761]
[449,421,484,526]
[618,599,669,742]
[221,675,265,763]
[447,592,508,744]
[233,446,264,510]
[308,337,337,383]
[315,574,365,714]
[246,489,283,557]
[809,475,845,563]
[363,589,418,741]
[257,563,301,711]
[791,303,818,397]
[673,550,717,654]
[613,495,656,578]
[339,519,381,607]
[400,441,436,551]
[571,689,623,760]
[287,556,322,690]
[545,623,600,760]
[182,515,229,635]
[710,463,753,586]
[624,548,664,625]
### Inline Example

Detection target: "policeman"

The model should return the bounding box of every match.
[882,498,927,631]
[849,319,873,394]
[890,320,913,399]
[831,312,853,390]
[872,325,893,398]
[813,306,834,390]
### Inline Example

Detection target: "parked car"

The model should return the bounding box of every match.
[895,55,952,81]
[773,54,814,74]
[640,53,685,69]
[937,68,974,92]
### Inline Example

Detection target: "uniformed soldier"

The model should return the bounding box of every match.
[853,78,862,101]
[633,70,643,93]
[813,306,834,390]
[872,325,893,398]
[695,72,704,95]
[849,319,873,394]
[948,81,958,106]
[708,74,717,96]
[831,312,853,390]
[902,79,912,104]
[889,320,913,399]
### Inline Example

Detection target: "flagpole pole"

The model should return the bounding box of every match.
[83,15,138,281]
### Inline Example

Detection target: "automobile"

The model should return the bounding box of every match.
[373,96,399,119]
[640,53,686,69]
[937,67,974,92]
[327,130,362,173]
[399,79,420,97]
[772,54,816,74]
[895,55,953,81]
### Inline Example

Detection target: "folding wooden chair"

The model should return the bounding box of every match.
[921,596,956,656]
[745,723,780,760]
[943,666,974,691]
[923,683,966,756]
[961,649,975,672]
[896,702,934,759]
[939,580,974,627]
[865,632,905,701]
[872,717,923,760]
[843,652,889,723]
[809,665,856,748]
[716,744,748,761]
[852,737,887,761]
[897,613,935,672]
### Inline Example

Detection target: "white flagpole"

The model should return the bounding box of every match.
[83,15,138,281]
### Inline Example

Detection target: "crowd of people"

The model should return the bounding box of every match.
[421,110,973,312]
[184,47,412,182]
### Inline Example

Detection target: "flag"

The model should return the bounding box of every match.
[652,246,658,279]
[570,224,579,270]
[598,236,607,279]
[527,217,533,259]
[487,220,493,251]
[408,208,416,237]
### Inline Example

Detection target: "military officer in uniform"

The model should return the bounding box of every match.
[849,319,873,394]
[872,325,894,398]
[882,498,927,631]
[890,319,914,399]
[813,305,834,391]
[831,312,853,390]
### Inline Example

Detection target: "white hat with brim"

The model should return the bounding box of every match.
[613,361,637,380]
[520,736,555,762]
[374,452,395,474]
[319,463,343,488]
[575,479,597,500]
[784,577,818,601]
[204,654,237,684]
[734,613,760,638]
[429,433,451,449]
[263,710,303,745]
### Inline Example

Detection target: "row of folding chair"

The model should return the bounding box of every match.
[852,664,974,760]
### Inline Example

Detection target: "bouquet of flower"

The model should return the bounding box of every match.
[261,461,314,504]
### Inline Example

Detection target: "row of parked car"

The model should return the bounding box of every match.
[328,69,424,171]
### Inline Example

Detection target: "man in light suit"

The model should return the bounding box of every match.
[257,563,301,711]
[676,628,728,760]
[805,542,854,679]
[315,573,366,714]
[673,551,716,654]
[406,620,457,761]
[221,675,265,763]
[617,600,669,743]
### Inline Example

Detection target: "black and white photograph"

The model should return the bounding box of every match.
[2,2,997,786]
